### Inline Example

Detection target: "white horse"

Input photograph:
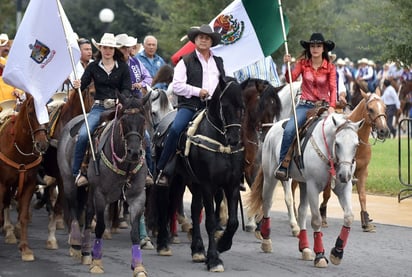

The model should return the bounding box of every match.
[248,113,363,267]
[149,87,174,128]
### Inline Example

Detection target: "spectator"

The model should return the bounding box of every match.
[381,79,400,138]
[135,35,165,78]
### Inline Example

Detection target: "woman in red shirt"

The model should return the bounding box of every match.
[275,33,337,180]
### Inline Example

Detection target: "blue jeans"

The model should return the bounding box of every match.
[144,130,154,174]
[156,108,195,171]
[72,104,105,176]
[279,103,313,163]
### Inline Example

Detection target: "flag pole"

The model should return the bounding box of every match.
[56,0,99,175]
[278,0,301,157]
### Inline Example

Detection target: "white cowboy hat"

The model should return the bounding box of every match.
[0,33,9,47]
[328,51,337,62]
[336,58,346,66]
[358,58,369,65]
[91,33,121,49]
[115,33,137,47]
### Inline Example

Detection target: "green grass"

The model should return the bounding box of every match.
[364,137,412,196]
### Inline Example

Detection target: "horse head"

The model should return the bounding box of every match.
[18,94,49,155]
[362,91,390,139]
[332,116,364,183]
[208,77,244,147]
[115,92,148,163]
[150,88,174,128]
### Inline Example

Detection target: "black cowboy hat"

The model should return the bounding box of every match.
[300,33,335,51]
[187,24,221,47]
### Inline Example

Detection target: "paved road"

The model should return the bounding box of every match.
[1,202,411,277]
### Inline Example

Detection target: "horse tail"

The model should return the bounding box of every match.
[245,166,264,220]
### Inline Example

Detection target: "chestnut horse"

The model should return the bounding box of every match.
[319,91,390,231]
[396,80,412,131]
[39,86,95,249]
[0,93,49,261]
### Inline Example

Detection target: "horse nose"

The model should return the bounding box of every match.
[127,147,142,161]
[379,127,390,139]
[36,140,49,154]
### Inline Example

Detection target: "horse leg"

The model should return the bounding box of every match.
[355,171,376,232]
[259,175,277,253]
[154,184,172,255]
[296,182,313,261]
[3,205,17,244]
[330,183,354,265]
[217,186,239,253]
[319,183,331,228]
[190,186,206,262]
[46,183,60,250]
[90,195,106,274]
[202,189,224,272]
[283,179,299,236]
[18,183,37,261]
[129,191,147,277]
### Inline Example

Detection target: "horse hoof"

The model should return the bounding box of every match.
[181,222,192,233]
[82,254,92,265]
[291,225,300,237]
[5,233,17,244]
[170,235,180,244]
[314,258,328,268]
[330,254,342,265]
[21,250,35,262]
[90,259,104,273]
[321,221,328,228]
[69,247,82,259]
[245,225,256,232]
[118,221,129,229]
[261,238,272,253]
[362,223,376,233]
[254,230,263,241]
[187,228,192,242]
[46,239,58,250]
[103,229,112,240]
[56,219,65,230]
[133,265,148,277]
[111,227,120,234]
[301,248,314,261]
[192,252,206,262]
[157,247,172,256]
[209,264,224,272]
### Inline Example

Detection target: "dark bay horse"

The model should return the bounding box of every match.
[57,92,150,275]
[39,87,94,249]
[153,77,244,272]
[0,93,49,261]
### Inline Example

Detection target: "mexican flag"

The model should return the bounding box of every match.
[171,0,289,76]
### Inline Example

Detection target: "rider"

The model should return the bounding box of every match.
[72,33,131,186]
[155,24,225,185]
[275,32,337,181]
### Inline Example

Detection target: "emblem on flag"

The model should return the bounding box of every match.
[29,40,51,64]
[213,14,244,45]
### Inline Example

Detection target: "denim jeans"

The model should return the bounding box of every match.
[72,104,105,176]
[144,130,154,174]
[156,107,195,171]
[279,103,314,163]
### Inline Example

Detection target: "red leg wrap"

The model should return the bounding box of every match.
[298,229,309,251]
[337,226,350,249]
[260,217,271,239]
[170,211,178,235]
[313,231,324,254]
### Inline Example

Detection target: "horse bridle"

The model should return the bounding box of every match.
[365,96,387,142]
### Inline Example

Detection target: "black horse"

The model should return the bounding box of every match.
[57,92,150,275]
[152,77,244,272]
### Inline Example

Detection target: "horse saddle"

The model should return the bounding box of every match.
[152,110,177,148]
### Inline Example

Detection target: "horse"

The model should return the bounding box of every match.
[247,112,364,267]
[0,93,49,261]
[150,87,174,129]
[57,91,150,276]
[152,77,244,272]
[396,80,412,131]
[35,86,95,250]
[318,90,390,231]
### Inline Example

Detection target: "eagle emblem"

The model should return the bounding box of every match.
[213,14,244,45]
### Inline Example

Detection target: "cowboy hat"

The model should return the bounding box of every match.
[187,24,221,47]
[0,33,9,47]
[115,33,138,47]
[300,33,335,51]
[91,33,121,49]
[336,58,346,66]
[358,58,369,65]
[328,51,337,62]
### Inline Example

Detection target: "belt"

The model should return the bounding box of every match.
[300,99,316,106]
[94,99,115,104]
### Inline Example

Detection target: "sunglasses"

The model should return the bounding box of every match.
[78,38,90,45]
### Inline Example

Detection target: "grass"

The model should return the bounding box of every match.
[364,137,412,197]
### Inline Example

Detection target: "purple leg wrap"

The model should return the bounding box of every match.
[92,239,103,259]
[131,244,142,270]
[81,229,91,254]
[70,220,81,245]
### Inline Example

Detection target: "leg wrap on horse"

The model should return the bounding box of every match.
[92,239,103,259]
[70,220,82,246]
[298,229,309,251]
[335,226,350,250]
[313,231,324,254]
[131,244,142,270]
[260,217,271,239]
[81,229,92,255]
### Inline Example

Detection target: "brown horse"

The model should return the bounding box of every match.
[396,80,412,130]
[318,90,390,232]
[0,93,49,261]
[39,86,95,249]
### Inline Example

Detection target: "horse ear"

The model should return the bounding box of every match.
[142,90,152,106]
[355,118,365,130]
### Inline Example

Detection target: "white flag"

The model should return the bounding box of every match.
[3,0,80,124]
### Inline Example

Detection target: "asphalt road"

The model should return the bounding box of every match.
[1,202,411,277]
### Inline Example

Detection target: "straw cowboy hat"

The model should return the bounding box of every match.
[336,58,346,66]
[115,33,138,47]
[91,33,121,49]
[0,33,9,47]
[358,58,369,65]
[300,33,335,51]
[187,24,221,47]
